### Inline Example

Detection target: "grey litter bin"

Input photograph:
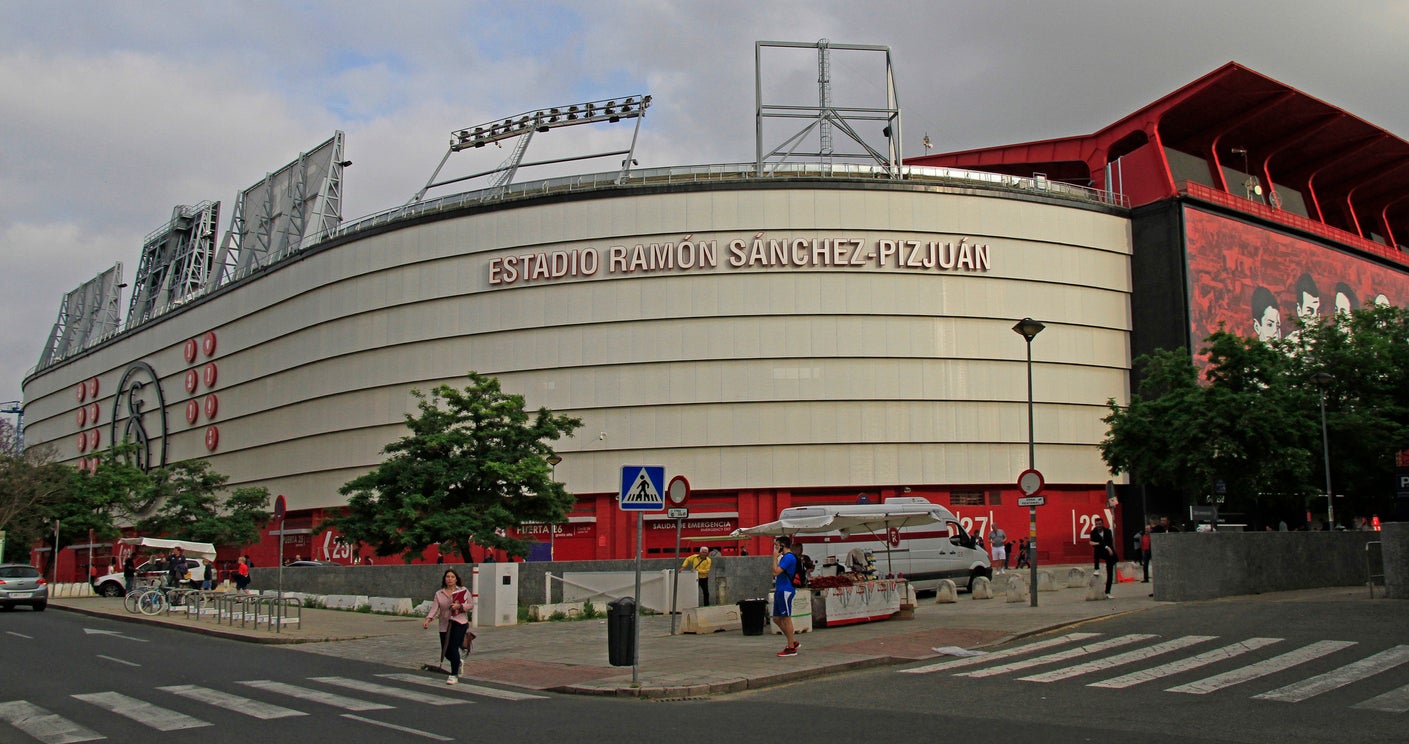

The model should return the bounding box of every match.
[737,597,768,636]
[606,596,636,666]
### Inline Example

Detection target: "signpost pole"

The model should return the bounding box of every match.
[632,512,642,686]
[274,494,287,634]
[670,517,682,635]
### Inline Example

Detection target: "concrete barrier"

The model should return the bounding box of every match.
[1085,571,1108,601]
[971,576,992,599]
[934,579,958,603]
[681,604,741,633]
[1065,567,1088,588]
[1151,531,1385,601]
[1037,570,1057,592]
[1005,580,1029,603]
[369,597,413,615]
[1382,523,1408,600]
[323,594,369,610]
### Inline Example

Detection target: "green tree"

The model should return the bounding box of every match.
[1282,304,1409,522]
[135,459,271,547]
[1103,305,1409,527]
[0,428,72,562]
[321,371,583,562]
[53,444,151,550]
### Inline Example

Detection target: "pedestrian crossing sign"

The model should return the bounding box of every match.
[619,466,666,511]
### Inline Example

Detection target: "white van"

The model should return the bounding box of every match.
[736,497,992,593]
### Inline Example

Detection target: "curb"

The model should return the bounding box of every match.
[51,602,375,645]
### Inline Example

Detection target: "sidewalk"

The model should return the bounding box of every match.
[53,567,1159,698]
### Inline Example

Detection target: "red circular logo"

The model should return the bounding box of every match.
[88,429,100,449]
[204,426,219,451]
[77,433,88,452]
[77,407,87,427]
[888,527,901,547]
[203,363,218,389]
[76,383,87,402]
[185,369,199,393]
[202,331,218,357]
[77,457,88,470]
[89,402,99,421]
[184,338,198,363]
[185,400,200,424]
[204,394,219,420]
[89,458,99,474]
[86,378,99,398]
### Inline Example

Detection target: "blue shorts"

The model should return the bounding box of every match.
[772,587,795,617]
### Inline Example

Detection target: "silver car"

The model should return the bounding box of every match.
[0,564,48,611]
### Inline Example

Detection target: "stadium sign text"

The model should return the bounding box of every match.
[487,233,991,287]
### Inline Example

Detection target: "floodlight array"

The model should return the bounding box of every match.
[450,95,652,151]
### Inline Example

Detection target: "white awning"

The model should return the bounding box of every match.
[731,503,951,538]
[118,537,217,560]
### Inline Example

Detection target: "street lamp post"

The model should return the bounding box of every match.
[546,454,563,559]
[1012,317,1045,607]
[1311,372,1334,529]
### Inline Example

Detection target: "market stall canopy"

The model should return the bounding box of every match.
[731,499,955,538]
[119,537,217,560]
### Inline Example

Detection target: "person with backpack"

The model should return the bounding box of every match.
[788,543,813,588]
[772,536,800,657]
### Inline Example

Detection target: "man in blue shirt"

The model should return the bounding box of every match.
[772,536,800,657]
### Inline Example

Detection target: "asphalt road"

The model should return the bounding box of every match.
[5,595,1405,743]
[736,592,1409,743]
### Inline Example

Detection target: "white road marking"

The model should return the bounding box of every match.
[0,700,104,744]
[1253,645,1409,703]
[80,629,146,643]
[1018,635,1218,683]
[1166,640,1357,694]
[5,631,33,639]
[72,691,209,731]
[308,677,467,706]
[1089,637,1284,688]
[157,685,306,720]
[236,680,392,711]
[956,634,1157,678]
[1352,682,1409,713]
[377,673,547,700]
[899,633,1104,675]
[341,714,453,741]
[95,655,139,668]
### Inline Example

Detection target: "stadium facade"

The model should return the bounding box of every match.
[21,56,1409,577]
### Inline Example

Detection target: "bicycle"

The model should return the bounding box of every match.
[123,577,163,614]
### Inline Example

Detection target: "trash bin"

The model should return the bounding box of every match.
[737,597,768,636]
[606,596,636,666]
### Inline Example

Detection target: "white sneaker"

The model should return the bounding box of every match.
[1105,594,1112,599]
[446,675,457,685]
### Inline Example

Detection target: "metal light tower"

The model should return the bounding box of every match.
[1311,372,1335,529]
[546,454,563,560]
[1013,318,1045,607]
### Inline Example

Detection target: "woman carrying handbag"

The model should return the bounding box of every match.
[422,569,473,684]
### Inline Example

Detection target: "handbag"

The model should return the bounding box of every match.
[461,628,477,651]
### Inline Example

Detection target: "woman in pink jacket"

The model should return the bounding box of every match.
[422,569,473,684]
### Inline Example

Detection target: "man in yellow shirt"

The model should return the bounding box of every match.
[681,546,712,606]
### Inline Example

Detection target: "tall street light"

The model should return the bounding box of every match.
[1012,317,1045,607]
[546,454,563,560]
[1311,372,1334,529]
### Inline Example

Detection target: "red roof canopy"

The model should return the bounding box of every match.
[910,62,1409,253]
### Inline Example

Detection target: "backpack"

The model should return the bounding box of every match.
[790,554,811,588]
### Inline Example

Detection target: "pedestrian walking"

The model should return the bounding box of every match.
[234,555,251,593]
[772,536,800,657]
[422,569,473,685]
[1090,516,1117,597]
[681,546,713,606]
[1139,524,1152,582]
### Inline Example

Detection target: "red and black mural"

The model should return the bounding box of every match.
[1186,207,1409,346]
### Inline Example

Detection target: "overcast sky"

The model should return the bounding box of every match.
[4,0,1408,413]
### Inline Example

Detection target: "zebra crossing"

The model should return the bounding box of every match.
[0,673,546,743]
[901,632,1409,711]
